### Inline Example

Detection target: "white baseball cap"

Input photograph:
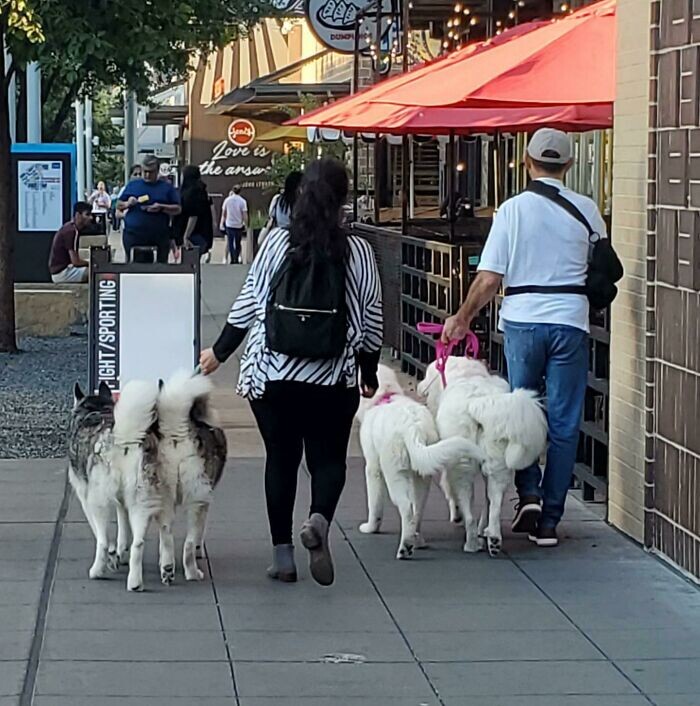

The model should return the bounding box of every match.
[527,128,572,164]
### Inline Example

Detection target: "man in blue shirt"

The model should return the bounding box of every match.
[117,155,181,263]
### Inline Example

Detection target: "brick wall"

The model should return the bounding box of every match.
[608,0,652,542]
[647,0,700,579]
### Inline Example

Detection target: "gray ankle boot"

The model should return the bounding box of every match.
[267,544,297,583]
[299,513,334,586]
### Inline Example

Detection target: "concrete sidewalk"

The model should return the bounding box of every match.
[2,264,700,705]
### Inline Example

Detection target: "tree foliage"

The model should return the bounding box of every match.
[7,0,271,139]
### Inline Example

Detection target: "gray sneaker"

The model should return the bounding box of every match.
[299,513,334,586]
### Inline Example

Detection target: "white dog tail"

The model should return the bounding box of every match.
[502,388,548,470]
[402,429,483,477]
[157,369,214,438]
[113,380,159,445]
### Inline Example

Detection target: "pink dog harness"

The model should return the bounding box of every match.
[376,392,396,405]
[416,322,480,387]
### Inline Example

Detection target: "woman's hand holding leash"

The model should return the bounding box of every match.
[199,348,220,376]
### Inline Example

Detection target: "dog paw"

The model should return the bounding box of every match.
[487,536,502,557]
[396,543,414,560]
[185,567,205,581]
[413,533,428,549]
[359,520,381,534]
[463,537,484,553]
[127,577,144,592]
[106,550,120,572]
[160,564,175,586]
[88,563,109,579]
[450,511,465,525]
[117,549,129,566]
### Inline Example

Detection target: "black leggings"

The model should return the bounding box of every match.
[250,381,360,546]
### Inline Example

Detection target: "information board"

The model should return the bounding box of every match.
[17,159,64,232]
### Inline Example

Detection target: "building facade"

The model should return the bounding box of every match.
[610,0,700,581]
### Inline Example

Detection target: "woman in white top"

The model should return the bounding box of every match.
[89,181,111,213]
[268,170,302,230]
[200,158,383,586]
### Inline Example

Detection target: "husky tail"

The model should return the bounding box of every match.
[113,380,159,446]
[402,428,484,477]
[502,388,548,470]
[157,369,214,438]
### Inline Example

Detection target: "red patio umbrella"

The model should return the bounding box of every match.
[290,0,615,133]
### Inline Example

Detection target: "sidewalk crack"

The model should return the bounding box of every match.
[335,520,446,706]
[205,546,240,704]
[20,470,71,706]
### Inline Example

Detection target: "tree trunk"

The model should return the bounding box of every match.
[0,32,18,352]
[45,80,79,142]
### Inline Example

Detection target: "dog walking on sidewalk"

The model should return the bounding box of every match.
[68,380,164,591]
[356,365,483,559]
[419,357,547,556]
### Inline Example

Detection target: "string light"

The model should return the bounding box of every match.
[470,16,477,25]
[454,3,462,12]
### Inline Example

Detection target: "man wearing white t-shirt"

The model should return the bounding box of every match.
[220,185,248,264]
[443,128,607,548]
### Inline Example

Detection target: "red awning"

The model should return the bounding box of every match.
[290,0,615,133]
[291,103,612,135]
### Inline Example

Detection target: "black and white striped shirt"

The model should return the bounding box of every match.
[228,228,383,400]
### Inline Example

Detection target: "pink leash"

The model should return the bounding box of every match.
[416,322,480,387]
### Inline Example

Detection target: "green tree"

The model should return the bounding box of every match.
[0,0,44,352]
[0,0,269,352]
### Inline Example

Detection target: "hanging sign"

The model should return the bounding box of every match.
[227,119,256,147]
[305,0,396,55]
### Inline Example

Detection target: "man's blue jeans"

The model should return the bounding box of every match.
[503,321,588,528]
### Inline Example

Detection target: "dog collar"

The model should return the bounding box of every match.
[376,392,396,405]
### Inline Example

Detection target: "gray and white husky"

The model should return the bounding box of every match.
[156,371,227,582]
[69,380,164,591]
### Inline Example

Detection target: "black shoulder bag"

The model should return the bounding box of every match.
[504,180,623,311]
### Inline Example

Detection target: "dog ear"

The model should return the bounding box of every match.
[98,382,112,401]
[73,382,85,404]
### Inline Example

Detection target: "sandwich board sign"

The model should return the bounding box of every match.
[88,247,201,394]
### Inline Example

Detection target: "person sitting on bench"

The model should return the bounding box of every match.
[48,201,92,284]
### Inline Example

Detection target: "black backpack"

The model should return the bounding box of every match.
[504,180,624,311]
[266,246,347,359]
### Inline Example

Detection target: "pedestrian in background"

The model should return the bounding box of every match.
[48,202,92,283]
[269,170,303,230]
[177,165,215,262]
[220,185,248,264]
[117,155,181,263]
[199,158,383,587]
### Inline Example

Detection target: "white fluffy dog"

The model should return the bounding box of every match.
[356,364,483,559]
[156,371,227,583]
[418,357,547,556]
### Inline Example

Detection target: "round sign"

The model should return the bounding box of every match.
[228,119,256,147]
[305,0,394,55]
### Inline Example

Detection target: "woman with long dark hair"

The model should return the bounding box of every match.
[177,165,214,259]
[270,170,303,229]
[199,158,383,586]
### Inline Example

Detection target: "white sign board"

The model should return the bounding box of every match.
[17,159,64,232]
[305,0,396,55]
[92,270,198,393]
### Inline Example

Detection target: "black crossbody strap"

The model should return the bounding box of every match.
[526,180,597,238]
